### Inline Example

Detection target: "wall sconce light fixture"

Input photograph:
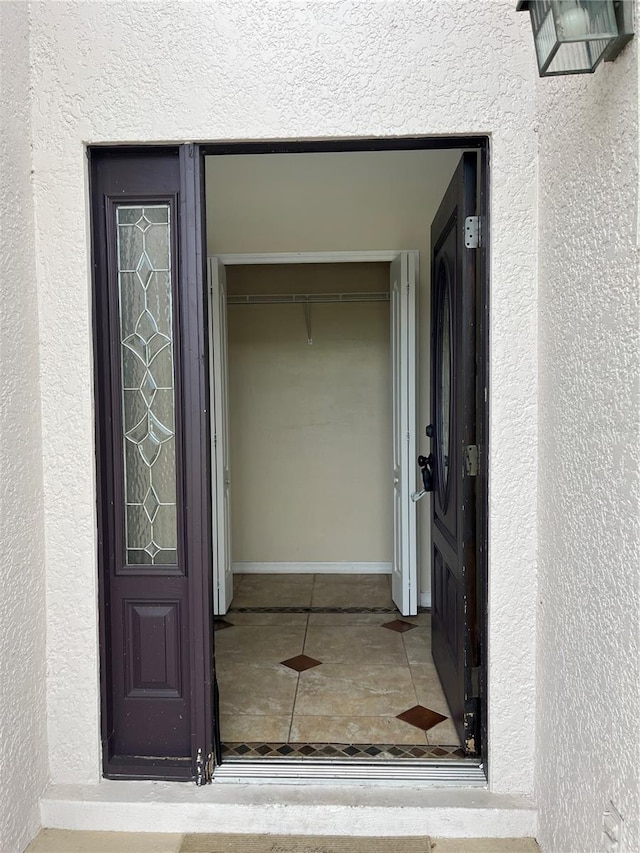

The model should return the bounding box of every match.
[517,0,634,76]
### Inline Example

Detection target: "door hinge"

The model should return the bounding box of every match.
[196,747,214,785]
[470,666,481,698]
[464,216,481,249]
[463,444,479,477]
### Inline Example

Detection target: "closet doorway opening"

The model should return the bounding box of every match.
[210,251,417,616]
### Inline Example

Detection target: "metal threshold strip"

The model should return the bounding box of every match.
[214,758,486,786]
[227,291,390,304]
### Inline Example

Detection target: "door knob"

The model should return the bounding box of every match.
[417,453,434,492]
[426,424,434,438]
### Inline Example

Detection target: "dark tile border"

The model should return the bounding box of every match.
[228,606,431,614]
[221,742,465,760]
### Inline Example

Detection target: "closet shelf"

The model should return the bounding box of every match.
[226,291,390,305]
[227,291,389,345]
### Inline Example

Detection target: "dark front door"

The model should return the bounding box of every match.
[430,153,481,754]
[91,146,215,781]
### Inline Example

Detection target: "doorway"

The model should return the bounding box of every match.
[90,138,488,783]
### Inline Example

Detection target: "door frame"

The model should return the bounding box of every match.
[209,249,418,616]
[91,137,489,783]
[201,137,489,780]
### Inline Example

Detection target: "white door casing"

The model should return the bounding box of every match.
[209,257,233,615]
[209,250,417,616]
[391,252,418,615]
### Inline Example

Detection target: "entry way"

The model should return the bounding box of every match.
[90,142,487,783]
[208,250,418,617]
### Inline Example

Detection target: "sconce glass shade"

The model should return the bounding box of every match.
[517,0,631,76]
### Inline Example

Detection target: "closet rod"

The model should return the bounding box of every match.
[227,291,390,305]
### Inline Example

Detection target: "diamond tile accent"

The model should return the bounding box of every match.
[381,619,418,633]
[214,619,234,631]
[396,705,447,732]
[280,654,322,673]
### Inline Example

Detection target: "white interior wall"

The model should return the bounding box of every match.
[0,4,49,852]
[206,150,461,597]
[226,263,392,566]
[535,38,640,853]
[27,0,538,805]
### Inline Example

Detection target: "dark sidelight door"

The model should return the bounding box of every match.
[91,146,215,781]
[430,153,482,754]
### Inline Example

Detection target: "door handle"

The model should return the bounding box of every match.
[417,453,434,493]
[411,489,427,502]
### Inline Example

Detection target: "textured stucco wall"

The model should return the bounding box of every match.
[535,34,640,853]
[0,4,49,852]
[28,0,538,799]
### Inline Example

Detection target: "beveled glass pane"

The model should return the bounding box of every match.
[116,204,177,566]
[118,227,144,271]
[145,206,169,224]
[144,224,170,271]
[145,272,173,337]
[154,504,177,550]
[125,441,147,503]
[119,272,146,338]
[122,345,145,391]
[126,504,151,549]
[148,345,174,390]
[123,388,147,433]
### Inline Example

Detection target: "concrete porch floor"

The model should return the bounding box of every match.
[27,829,540,852]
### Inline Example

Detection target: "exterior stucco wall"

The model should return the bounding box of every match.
[535,35,640,853]
[0,4,49,852]
[28,0,538,800]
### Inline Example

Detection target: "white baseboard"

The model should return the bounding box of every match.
[420,591,432,608]
[232,561,392,575]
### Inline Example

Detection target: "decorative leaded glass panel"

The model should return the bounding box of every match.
[116,204,178,565]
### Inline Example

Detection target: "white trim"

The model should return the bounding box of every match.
[232,561,392,575]
[40,782,537,838]
[214,250,408,265]
[420,591,432,608]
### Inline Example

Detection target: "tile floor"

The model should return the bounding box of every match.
[215,573,462,754]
